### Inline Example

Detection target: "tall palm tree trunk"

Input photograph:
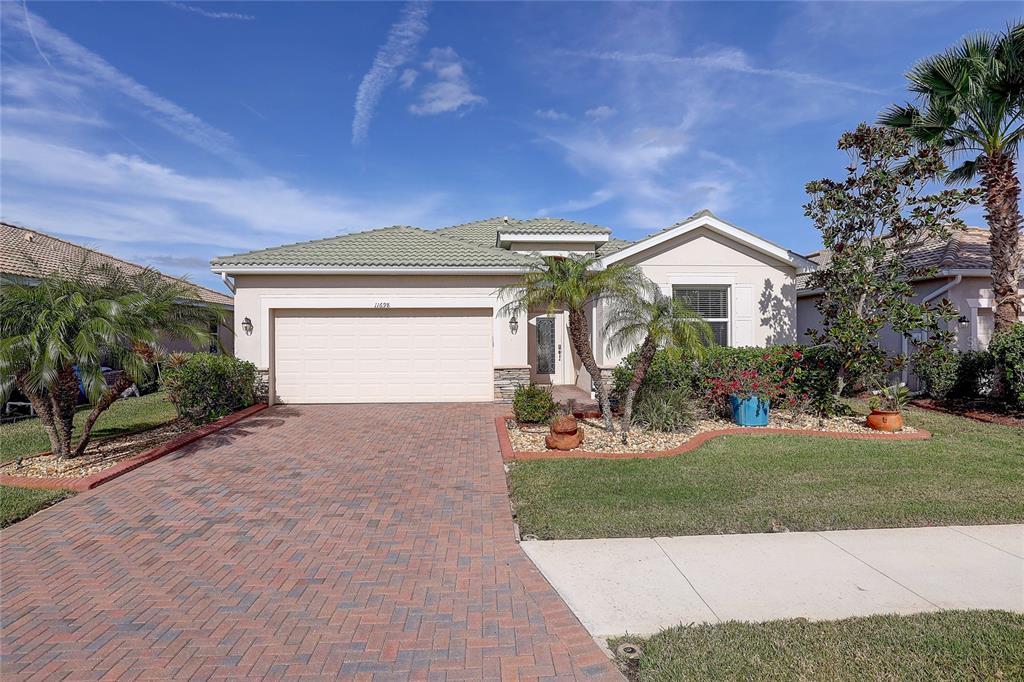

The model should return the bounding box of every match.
[981,153,1023,333]
[619,336,657,444]
[567,308,615,432]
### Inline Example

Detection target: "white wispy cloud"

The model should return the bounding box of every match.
[1,4,250,168]
[584,105,617,121]
[409,47,486,116]
[399,68,418,90]
[535,108,570,121]
[566,48,883,95]
[166,2,255,21]
[351,1,431,144]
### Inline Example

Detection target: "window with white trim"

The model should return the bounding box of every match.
[673,285,729,346]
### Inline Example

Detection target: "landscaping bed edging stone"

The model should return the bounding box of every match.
[0,403,268,491]
[495,416,932,461]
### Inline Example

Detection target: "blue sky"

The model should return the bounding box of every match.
[1,1,1014,292]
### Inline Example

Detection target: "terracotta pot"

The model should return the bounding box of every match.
[866,409,903,432]
[545,427,584,450]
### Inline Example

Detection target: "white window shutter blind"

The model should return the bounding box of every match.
[732,284,754,346]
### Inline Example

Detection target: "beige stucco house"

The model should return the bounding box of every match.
[211,210,813,404]
[796,227,1024,387]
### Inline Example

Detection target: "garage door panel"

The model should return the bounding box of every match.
[273,308,493,403]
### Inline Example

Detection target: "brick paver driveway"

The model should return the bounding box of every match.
[1,404,620,681]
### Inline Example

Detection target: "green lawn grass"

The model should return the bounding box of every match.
[1,391,177,528]
[610,611,1024,681]
[0,391,177,464]
[508,406,1024,539]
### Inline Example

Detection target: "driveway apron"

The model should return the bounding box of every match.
[1,404,619,681]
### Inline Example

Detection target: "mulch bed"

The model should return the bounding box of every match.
[1,420,194,479]
[498,415,931,461]
[910,398,1024,428]
[0,404,267,491]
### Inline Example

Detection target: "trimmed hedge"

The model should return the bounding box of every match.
[990,323,1024,407]
[512,384,559,424]
[161,353,257,424]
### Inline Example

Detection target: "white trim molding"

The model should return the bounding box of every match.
[497,232,610,246]
[601,214,816,270]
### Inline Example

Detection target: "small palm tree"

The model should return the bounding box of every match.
[880,22,1024,332]
[605,288,713,443]
[498,254,649,432]
[0,263,221,459]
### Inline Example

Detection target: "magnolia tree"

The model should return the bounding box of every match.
[803,124,981,397]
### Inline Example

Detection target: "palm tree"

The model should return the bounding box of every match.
[0,263,221,459]
[880,22,1023,332]
[605,288,713,444]
[498,254,649,432]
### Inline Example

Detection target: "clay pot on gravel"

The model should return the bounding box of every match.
[866,409,903,432]
[546,415,584,450]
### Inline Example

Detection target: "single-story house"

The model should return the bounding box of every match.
[796,227,1024,386]
[211,210,814,404]
[1,222,235,355]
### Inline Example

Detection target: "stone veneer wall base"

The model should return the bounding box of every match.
[494,366,531,403]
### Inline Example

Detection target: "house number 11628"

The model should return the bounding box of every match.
[373,302,390,308]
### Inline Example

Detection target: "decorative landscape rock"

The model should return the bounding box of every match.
[545,415,584,450]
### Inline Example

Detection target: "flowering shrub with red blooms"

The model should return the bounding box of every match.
[704,347,806,412]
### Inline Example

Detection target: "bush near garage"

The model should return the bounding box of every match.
[989,323,1024,406]
[161,353,257,424]
[913,346,960,399]
[512,384,559,424]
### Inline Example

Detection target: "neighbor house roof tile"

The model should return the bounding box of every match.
[1,222,233,306]
[795,227,1011,291]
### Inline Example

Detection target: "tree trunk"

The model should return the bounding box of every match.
[567,308,615,432]
[72,376,133,458]
[16,375,63,458]
[981,153,1023,333]
[46,368,81,459]
[619,336,657,444]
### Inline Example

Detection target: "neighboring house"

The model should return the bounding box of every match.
[211,210,813,404]
[796,227,1024,385]
[1,222,235,356]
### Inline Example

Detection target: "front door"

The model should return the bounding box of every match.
[532,313,570,384]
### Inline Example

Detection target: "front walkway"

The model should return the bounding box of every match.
[522,525,1024,637]
[1,404,619,680]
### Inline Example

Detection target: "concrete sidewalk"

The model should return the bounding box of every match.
[521,525,1024,638]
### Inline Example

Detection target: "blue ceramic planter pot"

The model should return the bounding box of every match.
[729,394,769,426]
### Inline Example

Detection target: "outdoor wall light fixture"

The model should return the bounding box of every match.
[242,317,254,336]
[958,315,969,327]
[509,314,519,335]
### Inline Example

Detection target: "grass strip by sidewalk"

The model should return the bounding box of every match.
[611,610,1024,681]
[508,406,1024,539]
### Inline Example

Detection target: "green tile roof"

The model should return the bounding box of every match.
[500,218,612,235]
[434,217,520,246]
[211,226,538,268]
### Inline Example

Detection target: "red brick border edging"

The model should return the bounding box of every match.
[910,398,1024,428]
[495,416,932,461]
[0,404,268,491]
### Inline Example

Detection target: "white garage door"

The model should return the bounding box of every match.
[273,308,493,403]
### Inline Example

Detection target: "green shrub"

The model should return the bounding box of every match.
[615,344,844,419]
[633,385,695,433]
[989,323,1024,406]
[512,384,558,423]
[952,350,995,398]
[612,350,696,405]
[914,346,959,399]
[160,353,257,424]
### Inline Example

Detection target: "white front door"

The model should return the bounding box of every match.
[531,312,571,384]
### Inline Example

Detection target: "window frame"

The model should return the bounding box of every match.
[672,284,731,347]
